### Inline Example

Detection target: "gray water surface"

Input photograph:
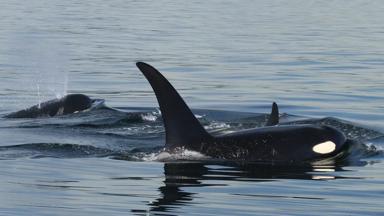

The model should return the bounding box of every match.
[1,0,384,215]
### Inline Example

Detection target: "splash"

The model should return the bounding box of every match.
[152,147,211,162]
[36,84,41,109]
[6,32,69,105]
[204,121,231,130]
[141,111,160,122]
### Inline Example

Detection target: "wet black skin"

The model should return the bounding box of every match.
[4,94,93,118]
[136,62,348,163]
[198,125,346,162]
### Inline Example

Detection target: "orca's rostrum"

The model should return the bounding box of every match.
[136,62,348,163]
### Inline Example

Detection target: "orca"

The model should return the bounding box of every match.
[4,94,104,118]
[136,62,348,163]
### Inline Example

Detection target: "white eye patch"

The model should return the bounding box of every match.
[312,141,336,154]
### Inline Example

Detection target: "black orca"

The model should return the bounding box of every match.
[4,94,104,118]
[136,62,348,163]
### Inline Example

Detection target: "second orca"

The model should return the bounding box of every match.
[136,62,348,163]
[4,94,105,118]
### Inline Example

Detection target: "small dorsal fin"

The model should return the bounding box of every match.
[136,62,212,150]
[266,102,279,126]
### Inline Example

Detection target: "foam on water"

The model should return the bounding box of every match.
[153,148,211,162]
[140,110,161,122]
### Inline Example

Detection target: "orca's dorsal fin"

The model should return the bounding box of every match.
[265,102,279,126]
[136,62,212,150]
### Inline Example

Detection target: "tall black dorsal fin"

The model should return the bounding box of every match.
[136,62,212,149]
[265,102,279,126]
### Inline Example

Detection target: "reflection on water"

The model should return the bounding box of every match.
[137,162,363,215]
[0,157,382,216]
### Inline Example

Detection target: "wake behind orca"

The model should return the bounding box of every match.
[4,94,104,118]
[136,62,349,163]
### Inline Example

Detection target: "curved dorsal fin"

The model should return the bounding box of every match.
[266,102,279,126]
[136,62,211,149]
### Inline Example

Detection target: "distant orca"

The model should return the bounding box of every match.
[136,62,348,163]
[266,102,279,126]
[4,94,104,118]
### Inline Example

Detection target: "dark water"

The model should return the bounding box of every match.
[1,0,384,215]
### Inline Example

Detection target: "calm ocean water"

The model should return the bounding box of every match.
[1,0,384,215]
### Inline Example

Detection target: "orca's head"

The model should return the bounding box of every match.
[62,94,93,114]
[311,125,347,155]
